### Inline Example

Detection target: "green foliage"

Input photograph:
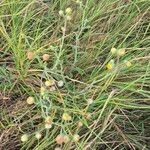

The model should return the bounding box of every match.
[0,0,150,149]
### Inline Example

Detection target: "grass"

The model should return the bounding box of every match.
[0,0,150,149]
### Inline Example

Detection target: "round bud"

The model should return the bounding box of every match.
[40,86,46,95]
[125,60,132,67]
[59,10,64,16]
[62,113,72,121]
[111,47,117,54]
[21,134,28,142]
[106,59,115,70]
[45,116,52,124]
[57,80,64,87]
[35,132,42,139]
[117,48,126,56]
[87,98,93,105]
[42,54,50,61]
[73,134,80,142]
[45,80,55,87]
[78,121,83,127]
[56,134,65,145]
[76,0,81,4]
[50,86,56,92]
[45,123,52,129]
[65,7,72,14]
[26,96,34,105]
[55,147,62,150]
[27,52,34,60]
[61,27,65,32]
[66,15,72,21]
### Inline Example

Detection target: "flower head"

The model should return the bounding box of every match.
[35,132,42,139]
[124,60,132,67]
[111,47,117,54]
[50,86,56,92]
[45,116,52,129]
[56,134,69,145]
[42,54,50,61]
[27,52,34,60]
[117,48,126,56]
[26,96,34,105]
[40,86,47,95]
[78,121,83,127]
[45,80,55,87]
[21,134,28,142]
[57,80,64,87]
[45,123,52,129]
[45,116,52,124]
[66,15,72,21]
[65,7,72,14]
[59,10,64,16]
[55,147,62,150]
[73,134,80,142]
[62,113,72,121]
[106,59,115,70]
[87,98,93,105]
[76,0,81,4]
[86,113,91,119]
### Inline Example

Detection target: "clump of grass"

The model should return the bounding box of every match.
[0,0,150,150]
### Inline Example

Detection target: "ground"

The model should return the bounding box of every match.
[0,0,150,150]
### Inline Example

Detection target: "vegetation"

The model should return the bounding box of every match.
[0,0,150,149]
